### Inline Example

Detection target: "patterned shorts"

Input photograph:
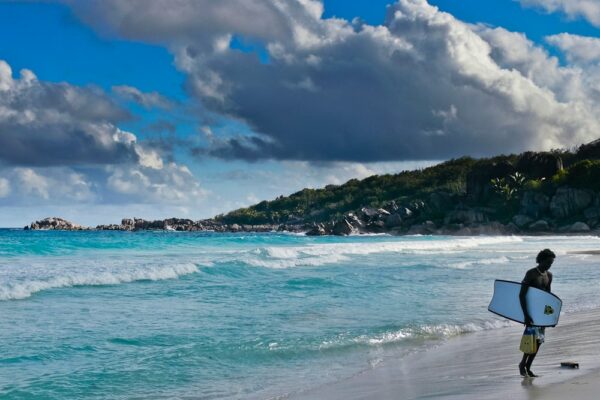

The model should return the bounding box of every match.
[532,327,546,344]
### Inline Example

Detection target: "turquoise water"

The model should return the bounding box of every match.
[1,230,600,399]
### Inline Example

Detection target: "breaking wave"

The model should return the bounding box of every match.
[0,263,198,300]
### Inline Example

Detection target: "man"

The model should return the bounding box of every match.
[518,248,555,377]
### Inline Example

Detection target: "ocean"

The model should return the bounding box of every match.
[1,230,600,399]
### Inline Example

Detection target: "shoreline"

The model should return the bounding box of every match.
[528,369,600,400]
[21,213,600,237]
[287,308,600,400]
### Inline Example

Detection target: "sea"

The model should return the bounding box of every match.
[1,229,600,399]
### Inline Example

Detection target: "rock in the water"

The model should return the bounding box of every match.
[365,220,386,233]
[345,213,364,229]
[121,218,134,228]
[28,217,86,231]
[306,223,329,236]
[332,219,354,236]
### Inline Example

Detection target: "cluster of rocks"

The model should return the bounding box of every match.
[511,186,600,233]
[26,217,308,233]
[305,184,600,236]
[25,217,88,231]
[305,201,516,236]
[26,183,600,237]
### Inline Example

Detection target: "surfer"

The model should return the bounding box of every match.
[518,248,555,377]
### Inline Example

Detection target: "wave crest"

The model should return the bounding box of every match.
[0,263,198,300]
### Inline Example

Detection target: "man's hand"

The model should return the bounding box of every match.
[524,315,533,326]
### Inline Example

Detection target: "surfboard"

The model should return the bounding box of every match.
[488,280,562,327]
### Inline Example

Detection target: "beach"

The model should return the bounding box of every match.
[291,308,600,400]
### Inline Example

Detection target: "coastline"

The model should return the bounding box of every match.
[287,308,600,400]
[19,216,600,237]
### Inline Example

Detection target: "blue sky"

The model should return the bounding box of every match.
[0,0,599,226]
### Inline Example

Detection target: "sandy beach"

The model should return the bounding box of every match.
[290,308,600,400]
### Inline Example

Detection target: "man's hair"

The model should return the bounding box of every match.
[536,249,556,263]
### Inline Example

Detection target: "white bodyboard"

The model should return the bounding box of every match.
[488,280,562,327]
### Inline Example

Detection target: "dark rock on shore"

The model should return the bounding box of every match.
[549,187,593,219]
[25,217,88,231]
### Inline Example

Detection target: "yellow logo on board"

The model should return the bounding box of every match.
[544,305,554,315]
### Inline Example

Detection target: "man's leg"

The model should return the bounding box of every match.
[525,342,542,376]
[519,353,528,376]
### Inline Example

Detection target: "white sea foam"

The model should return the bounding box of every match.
[238,236,523,269]
[350,319,515,347]
[0,263,198,300]
[449,256,511,269]
[317,319,516,351]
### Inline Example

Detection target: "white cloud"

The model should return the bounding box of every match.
[14,169,51,200]
[0,178,10,198]
[0,59,135,166]
[71,0,600,162]
[546,33,600,64]
[519,0,600,27]
[106,162,206,204]
[112,85,173,109]
[0,59,207,213]
[7,167,95,203]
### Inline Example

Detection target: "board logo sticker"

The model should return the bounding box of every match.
[544,305,554,315]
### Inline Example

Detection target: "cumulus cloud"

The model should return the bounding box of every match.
[0,167,95,204]
[67,0,319,50]
[0,60,136,166]
[0,60,206,210]
[0,177,10,198]
[546,33,600,64]
[106,163,206,203]
[70,0,600,162]
[113,85,174,109]
[518,0,600,27]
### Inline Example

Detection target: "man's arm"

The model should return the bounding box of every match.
[519,284,533,326]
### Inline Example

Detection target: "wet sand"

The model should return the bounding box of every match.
[289,308,600,400]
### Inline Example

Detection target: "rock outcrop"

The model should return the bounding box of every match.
[519,191,550,219]
[549,187,593,219]
[26,217,87,231]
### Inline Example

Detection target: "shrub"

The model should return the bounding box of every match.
[566,160,600,190]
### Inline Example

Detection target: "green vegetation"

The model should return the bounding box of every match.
[565,160,600,191]
[220,157,475,224]
[218,143,600,226]
[490,172,526,202]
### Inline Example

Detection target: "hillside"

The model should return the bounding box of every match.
[216,139,600,235]
[27,139,600,235]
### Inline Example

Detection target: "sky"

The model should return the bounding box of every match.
[1,0,600,227]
